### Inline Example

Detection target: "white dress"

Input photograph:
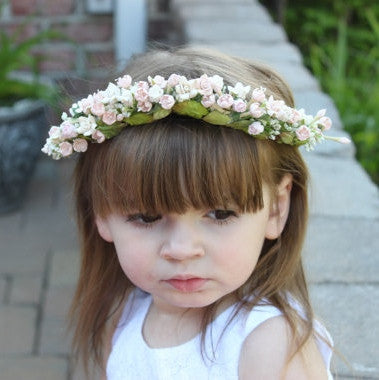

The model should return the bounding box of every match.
[107,289,333,379]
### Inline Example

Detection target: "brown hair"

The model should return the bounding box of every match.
[70,46,313,374]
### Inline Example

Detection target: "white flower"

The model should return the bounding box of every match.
[148,75,167,88]
[116,74,132,88]
[119,89,134,106]
[175,77,197,102]
[228,82,250,100]
[316,109,326,118]
[252,87,266,102]
[210,75,224,93]
[101,82,121,102]
[76,115,97,136]
[48,126,61,139]
[41,141,53,155]
[148,84,164,102]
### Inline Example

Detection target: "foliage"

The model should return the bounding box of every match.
[0,12,63,106]
[268,0,379,184]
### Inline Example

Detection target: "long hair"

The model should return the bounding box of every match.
[69,47,311,374]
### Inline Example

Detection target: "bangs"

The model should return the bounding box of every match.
[88,117,266,216]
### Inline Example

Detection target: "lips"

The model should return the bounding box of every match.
[165,276,207,292]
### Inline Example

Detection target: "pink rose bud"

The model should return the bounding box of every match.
[167,74,181,87]
[249,103,264,118]
[201,94,216,108]
[59,141,73,157]
[316,109,326,118]
[134,87,149,102]
[116,114,124,121]
[136,81,149,90]
[248,121,264,135]
[232,99,247,112]
[90,102,106,117]
[159,95,175,110]
[152,75,167,88]
[252,87,266,103]
[319,116,332,131]
[102,111,117,125]
[116,75,132,88]
[73,138,88,153]
[92,130,105,143]
[199,74,213,96]
[337,137,351,144]
[60,121,77,139]
[217,94,234,109]
[296,125,311,141]
[138,101,152,112]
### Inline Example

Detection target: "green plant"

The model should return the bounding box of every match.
[277,0,379,184]
[0,13,62,106]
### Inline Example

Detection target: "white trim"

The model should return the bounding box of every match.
[115,0,147,70]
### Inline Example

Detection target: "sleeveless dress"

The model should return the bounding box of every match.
[107,289,333,379]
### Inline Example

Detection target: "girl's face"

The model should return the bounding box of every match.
[96,186,287,313]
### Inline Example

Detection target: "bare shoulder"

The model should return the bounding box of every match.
[238,316,328,380]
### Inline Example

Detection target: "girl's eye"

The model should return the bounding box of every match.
[126,213,162,225]
[207,209,237,223]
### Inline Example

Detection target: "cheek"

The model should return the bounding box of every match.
[113,242,153,285]
[218,230,266,283]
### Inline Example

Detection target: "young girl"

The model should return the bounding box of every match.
[43,47,346,379]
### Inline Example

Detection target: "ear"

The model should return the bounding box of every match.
[265,174,293,240]
[95,216,114,242]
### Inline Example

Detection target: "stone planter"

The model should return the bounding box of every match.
[0,99,47,214]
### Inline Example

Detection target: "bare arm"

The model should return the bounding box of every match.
[238,316,328,380]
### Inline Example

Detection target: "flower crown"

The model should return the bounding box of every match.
[42,73,350,159]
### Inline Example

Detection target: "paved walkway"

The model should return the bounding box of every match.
[1,0,378,379]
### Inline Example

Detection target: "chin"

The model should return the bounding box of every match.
[162,292,220,309]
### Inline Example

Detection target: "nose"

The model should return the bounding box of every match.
[159,218,205,261]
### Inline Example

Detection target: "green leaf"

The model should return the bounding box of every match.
[153,107,171,120]
[97,123,125,139]
[202,111,231,125]
[229,119,251,129]
[279,132,295,145]
[172,100,209,119]
[126,112,154,125]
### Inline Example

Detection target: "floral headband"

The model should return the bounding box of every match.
[42,73,350,159]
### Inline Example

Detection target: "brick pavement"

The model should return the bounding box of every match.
[1,0,378,379]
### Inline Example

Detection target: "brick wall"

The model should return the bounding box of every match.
[0,0,179,99]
